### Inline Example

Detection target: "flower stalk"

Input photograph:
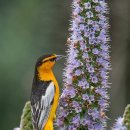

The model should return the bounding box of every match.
[57,0,110,129]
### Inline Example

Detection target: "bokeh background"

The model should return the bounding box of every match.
[0,0,129,130]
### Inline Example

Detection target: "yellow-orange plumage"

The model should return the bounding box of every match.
[31,54,63,130]
[38,63,59,130]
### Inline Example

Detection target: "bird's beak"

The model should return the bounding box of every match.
[56,55,66,61]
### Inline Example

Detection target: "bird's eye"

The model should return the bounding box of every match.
[50,58,56,62]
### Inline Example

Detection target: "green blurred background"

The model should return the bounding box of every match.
[0,0,129,130]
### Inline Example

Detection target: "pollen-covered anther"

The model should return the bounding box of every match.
[76,87,82,93]
[100,111,106,118]
[66,100,71,104]
[87,103,92,108]
[72,76,77,81]
[90,86,94,91]
[67,38,71,44]
[86,47,90,51]
[74,43,78,48]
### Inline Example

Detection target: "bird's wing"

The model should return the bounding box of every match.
[31,81,55,130]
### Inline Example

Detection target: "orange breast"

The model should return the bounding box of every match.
[38,69,60,129]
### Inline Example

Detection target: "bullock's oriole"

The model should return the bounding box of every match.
[30,54,64,130]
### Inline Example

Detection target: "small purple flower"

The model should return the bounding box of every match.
[78,78,89,89]
[80,41,87,50]
[82,52,89,59]
[56,119,64,126]
[88,108,100,120]
[79,24,85,30]
[72,101,82,113]
[74,69,82,76]
[102,61,110,69]
[60,98,68,107]
[84,31,89,37]
[86,11,93,18]
[59,109,68,118]
[100,70,107,79]
[68,125,77,130]
[88,65,95,73]
[80,118,88,126]
[96,57,104,64]
[94,123,104,130]
[100,44,109,51]
[65,74,72,84]
[88,19,94,25]
[82,94,89,101]
[75,106,82,113]
[84,2,91,9]
[75,59,82,67]
[98,97,108,109]
[74,15,85,24]
[82,94,94,104]
[95,6,101,12]
[98,14,106,21]
[72,101,79,107]
[62,88,76,98]
[91,76,98,83]
[92,0,98,3]
[93,23,100,31]
[92,48,99,55]
[95,87,108,99]
[73,6,82,16]
[72,115,80,126]
[101,79,108,86]
[100,51,110,59]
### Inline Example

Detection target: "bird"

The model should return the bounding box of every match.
[30,54,64,130]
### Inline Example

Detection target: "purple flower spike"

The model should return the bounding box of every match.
[57,0,110,129]
[112,117,127,130]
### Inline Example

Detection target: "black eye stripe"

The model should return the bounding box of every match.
[50,58,56,61]
[42,58,56,63]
